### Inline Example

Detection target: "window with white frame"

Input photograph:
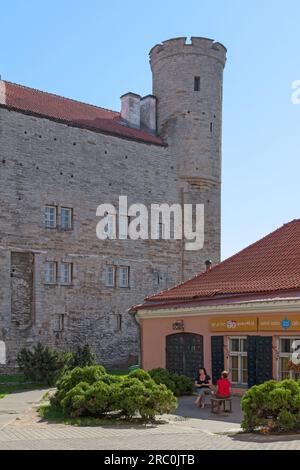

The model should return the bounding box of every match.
[44,206,57,228]
[228,337,248,385]
[119,266,129,288]
[105,266,115,287]
[44,261,57,284]
[60,262,72,285]
[279,337,300,380]
[60,207,72,230]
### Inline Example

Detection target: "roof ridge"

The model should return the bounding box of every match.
[3,80,120,116]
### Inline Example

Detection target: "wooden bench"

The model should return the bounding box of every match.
[211,396,232,414]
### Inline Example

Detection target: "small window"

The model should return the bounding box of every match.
[44,261,57,284]
[119,266,129,288]
[60,207,72,230]
[115,314,122,332]
[60,262,72,285]
[53,314,64,332]
[44,206,57,228]
[157,222,164,240]
[105,266,115,287]
[210,122,213,134]
[194,76,200,91]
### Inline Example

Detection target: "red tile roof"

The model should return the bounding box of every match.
[1,81,164,145]
[145,219,300,303]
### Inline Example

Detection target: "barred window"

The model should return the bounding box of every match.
[44,261,57,284]
[119,266,129,288]
[60,262,72,285]
[60,207,72,230]
[44,206,57,228]
[105,266,116,287]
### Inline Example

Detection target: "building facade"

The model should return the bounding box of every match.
[0,37,226,370]
[133,220,300,387]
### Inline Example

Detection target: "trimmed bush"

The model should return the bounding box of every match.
[51,366,177,421]
[241,379,300,433]
[149,368,193,396]
[17,343,73,385]
[54,365,107,405]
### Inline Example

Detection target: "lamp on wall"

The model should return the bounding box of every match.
[172,320,184,331]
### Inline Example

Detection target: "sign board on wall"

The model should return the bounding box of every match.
[210,316,258,332]
[258,316,300,331]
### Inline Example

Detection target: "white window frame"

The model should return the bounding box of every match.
[119,266,130,288]
[60,262,72,285]
[44,205,57,228]
[60,207,72,230]
[278,336,300,381]
[228,336,248,385]
[105,265,116,287]
[44,261,57,284]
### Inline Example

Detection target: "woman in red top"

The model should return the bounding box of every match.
[216,371,231,398]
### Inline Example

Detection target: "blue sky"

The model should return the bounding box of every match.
[1,0,300,259]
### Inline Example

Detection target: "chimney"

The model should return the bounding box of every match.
[140,95,156,134]
[205,260,212,272]
[120,92,141,128]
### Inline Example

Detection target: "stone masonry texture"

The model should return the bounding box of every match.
[0,37,226,369]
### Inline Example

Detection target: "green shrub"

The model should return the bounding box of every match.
[173,374,194,396]
[71,345,96,368]
[17,343,73,385]
[149,368,193,396]
[54,365,107,405]
[52,366,177,422]
[128,369,152,382]
[118,376,177,420]
[241,379,300,433]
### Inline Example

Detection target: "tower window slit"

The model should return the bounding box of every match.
[194,76,200,91]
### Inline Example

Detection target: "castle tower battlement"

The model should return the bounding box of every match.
[150,37,227,68]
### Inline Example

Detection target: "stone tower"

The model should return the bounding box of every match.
[150,37,227,278]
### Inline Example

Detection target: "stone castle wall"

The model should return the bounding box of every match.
[0,37,225,369]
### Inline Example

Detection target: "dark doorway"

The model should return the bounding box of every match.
[166,333,204,378]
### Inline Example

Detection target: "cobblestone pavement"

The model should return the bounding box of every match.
[0,418,300,450]
[0,393,300,449]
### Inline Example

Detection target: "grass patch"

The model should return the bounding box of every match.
[0,381,45,399]
[0,374,26,384]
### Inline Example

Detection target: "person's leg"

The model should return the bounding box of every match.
[200,388,207,407]
[195,389,202,406]
[197,388,206,407]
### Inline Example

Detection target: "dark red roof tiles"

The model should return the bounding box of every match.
[2,81,164,145]
[145,219,300,303]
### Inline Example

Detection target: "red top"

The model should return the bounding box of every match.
[217,378,231,397]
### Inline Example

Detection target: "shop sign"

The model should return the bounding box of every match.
[258,316,300,331]
[210,316,257,332]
